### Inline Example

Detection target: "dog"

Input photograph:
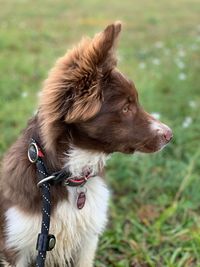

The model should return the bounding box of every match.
[0,21,172,267]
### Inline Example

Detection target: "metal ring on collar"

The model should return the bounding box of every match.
[37,175,56,187]
[28,142,39,163]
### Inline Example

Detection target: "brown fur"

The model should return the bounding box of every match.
[0,21,172,266]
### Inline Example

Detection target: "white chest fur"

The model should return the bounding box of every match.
[5,148,110,266]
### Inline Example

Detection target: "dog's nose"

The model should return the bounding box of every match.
[150,119,173,143]
[163,128,173,142]
[154,124,173,142]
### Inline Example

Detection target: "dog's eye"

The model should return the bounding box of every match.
[122,105,129,113]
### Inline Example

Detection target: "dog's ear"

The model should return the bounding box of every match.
[64,22,122,122]
[91,21,122,68]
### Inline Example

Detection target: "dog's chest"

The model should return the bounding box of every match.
[48,177,109,265]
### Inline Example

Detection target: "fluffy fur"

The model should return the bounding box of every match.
[0,21,172,266]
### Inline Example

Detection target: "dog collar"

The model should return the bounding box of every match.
[28,139,94,188]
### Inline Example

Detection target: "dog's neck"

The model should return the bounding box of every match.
[64,146,109,177]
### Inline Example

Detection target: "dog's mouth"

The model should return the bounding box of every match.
[133,135,172,154]
[136,144,164,153]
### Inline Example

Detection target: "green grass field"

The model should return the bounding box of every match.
[0,0,200,266]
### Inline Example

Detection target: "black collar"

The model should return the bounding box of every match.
[28,139,94,188]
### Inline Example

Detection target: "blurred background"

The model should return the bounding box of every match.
[0,0,200,266]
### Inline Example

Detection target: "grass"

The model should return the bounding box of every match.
[0,0,200,266]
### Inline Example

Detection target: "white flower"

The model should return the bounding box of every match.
[178,49,186,57]
[188,100,197,108]
[182,117,192,128]
[139,62,146,69]
[21,91,28,98]
[155,41,164,48]
[175,59,185,69]
[178,73,187,80]
[152,58,160,65]
[151,112,161,120]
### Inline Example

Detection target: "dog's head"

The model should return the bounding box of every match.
[40,22,172,154]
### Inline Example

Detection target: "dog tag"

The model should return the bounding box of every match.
[77,192,86,209]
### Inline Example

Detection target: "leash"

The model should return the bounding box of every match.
[28,139,94,267]
[28,140,56,267]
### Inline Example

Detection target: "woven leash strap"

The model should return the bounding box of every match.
[35,157,51,267]
[28,140,56,267]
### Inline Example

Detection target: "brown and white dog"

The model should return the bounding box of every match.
[0,22,172,267]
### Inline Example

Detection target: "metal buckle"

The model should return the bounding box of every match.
[28,142,39,163]
[63,176,73,186]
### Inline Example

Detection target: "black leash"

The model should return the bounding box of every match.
[28,140,56,267]
[28,139,94,267]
